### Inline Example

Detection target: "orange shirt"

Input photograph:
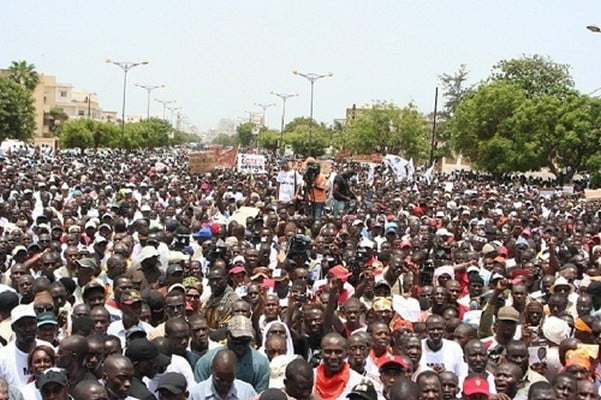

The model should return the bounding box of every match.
[311,174,328,203]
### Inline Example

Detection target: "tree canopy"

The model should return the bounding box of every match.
[343,102,429,161]
[7,60,40,91]
[448,54,601,181]
[0,76,36,142]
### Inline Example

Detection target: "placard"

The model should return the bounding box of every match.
[319,160,333,176]
[237,154,266,174]
[188,152,216,174]
[585,189,601,201]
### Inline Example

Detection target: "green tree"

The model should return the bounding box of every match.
[123,118,171,149]
[236,122,255,147]
[58,119,96,150]
[212,133,238,146]
[7,60,40,91]
[47,107,69,134]
[283,117,329,156]
[343,102,429,160]
[257,130,280,152]
[448,81,529,175]
[491,54,575,98]
[0,76,36,141]
[439,64,473,117]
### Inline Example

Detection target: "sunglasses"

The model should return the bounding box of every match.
[35,305,54,313]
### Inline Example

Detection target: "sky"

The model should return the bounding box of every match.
[2,1,601,133]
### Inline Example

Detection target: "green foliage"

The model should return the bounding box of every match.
[258,130,280,152]
[343,102,429,160]
[172,130,200,145]
[59,118,175,150]
[439,64,473,117]
[491,54,575,98]
[7,60,40,91]
[236,122,255,147]
[47,107,69,133]
[58,119,96,150]
[212,133,238,146]
[282,117,329,156]
[0,76,36,141]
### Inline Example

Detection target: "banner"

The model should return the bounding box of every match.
[585,189,601,201]
[237,154,266,174]
[188,152,216,174]
[214,146,239,169]
[319,160,333,176]
[351,153,384,164]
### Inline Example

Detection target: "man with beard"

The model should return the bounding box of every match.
[313,333,381,400]
[56,335,97,387]
[194,315,269,392]
[200,266,239,330]
[125,338,169,400]
[0,304,52,388]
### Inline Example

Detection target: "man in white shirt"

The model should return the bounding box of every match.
[0,304,53,389]
[276,160,303,204]
[107,289,153,348]
[420,314,467,378]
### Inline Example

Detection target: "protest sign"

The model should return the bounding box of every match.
[188,152,216,174]
[237,153,266,174]
[229,206,260,227]
[319,160,332,176]
[215,145,239,168]
[585,189,601,201]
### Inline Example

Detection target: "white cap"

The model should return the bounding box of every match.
[11,245,27,257]
[11,304,36,326]
[139,246,159,262]
[140,204,152,212]
[358,238,374,249]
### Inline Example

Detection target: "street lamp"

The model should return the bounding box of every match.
[106,59,149,143]
[292,70,333,150]
[587,24,601,33]
[254,103,276,126]
[135,84,164,119]
[155,99,175,120]
[167,106,181,127]
[85,92,97,118]
[271,91,298,150]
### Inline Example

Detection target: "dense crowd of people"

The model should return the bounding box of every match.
[0,144,599,400]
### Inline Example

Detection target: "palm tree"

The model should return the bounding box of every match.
[8,60,39,91]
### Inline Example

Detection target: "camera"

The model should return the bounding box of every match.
[287,234,311,260]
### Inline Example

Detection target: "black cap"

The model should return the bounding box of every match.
[156,372,187,395]
[259,389,288,400]
[36,369,68,390]
[347,381,378,400]
[125,338,169,366]
[587,281,601,296]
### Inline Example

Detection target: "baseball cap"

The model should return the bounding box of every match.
[76,257,99,271]
[11,303,36,326]
[120,289,142,305]
[329,265,351,282]
[11,245,27,257]
[377,355,409,370]
[496,306,520,323]
[156,372,187,395]
[347,381,377,400]
[166,264,185,276]
[140,204,152,212]
[37,312,58,328]
[83,280,106,297]
[139,246,160,263]
[227,315,254,339]
[192,227,213,241]
[463,376,490,396]
[36,369,68,390]
[125,338,169,365]
[229,266,246,275]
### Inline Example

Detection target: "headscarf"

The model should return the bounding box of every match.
[259,320,295,358]
[565,348,592,371]
[542,316,571,346]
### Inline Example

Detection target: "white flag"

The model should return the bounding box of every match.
[407,158,415,179]
[383,155,408,181]
[423,164,434,184]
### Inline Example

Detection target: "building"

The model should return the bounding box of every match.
[0,71,117,138]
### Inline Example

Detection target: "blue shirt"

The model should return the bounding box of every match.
[189,376,257,400]
[194,346,270,393]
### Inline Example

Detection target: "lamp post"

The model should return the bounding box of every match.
[155,99,175,120]
[135,84,164,119]
[254,103,275,127]
[292,70,333,152]
[167,106,181,127]
[271,91,298,151]
[85,92,96,118]
[106,59,148,144]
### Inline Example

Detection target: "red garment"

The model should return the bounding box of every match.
[315,362,351,400]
